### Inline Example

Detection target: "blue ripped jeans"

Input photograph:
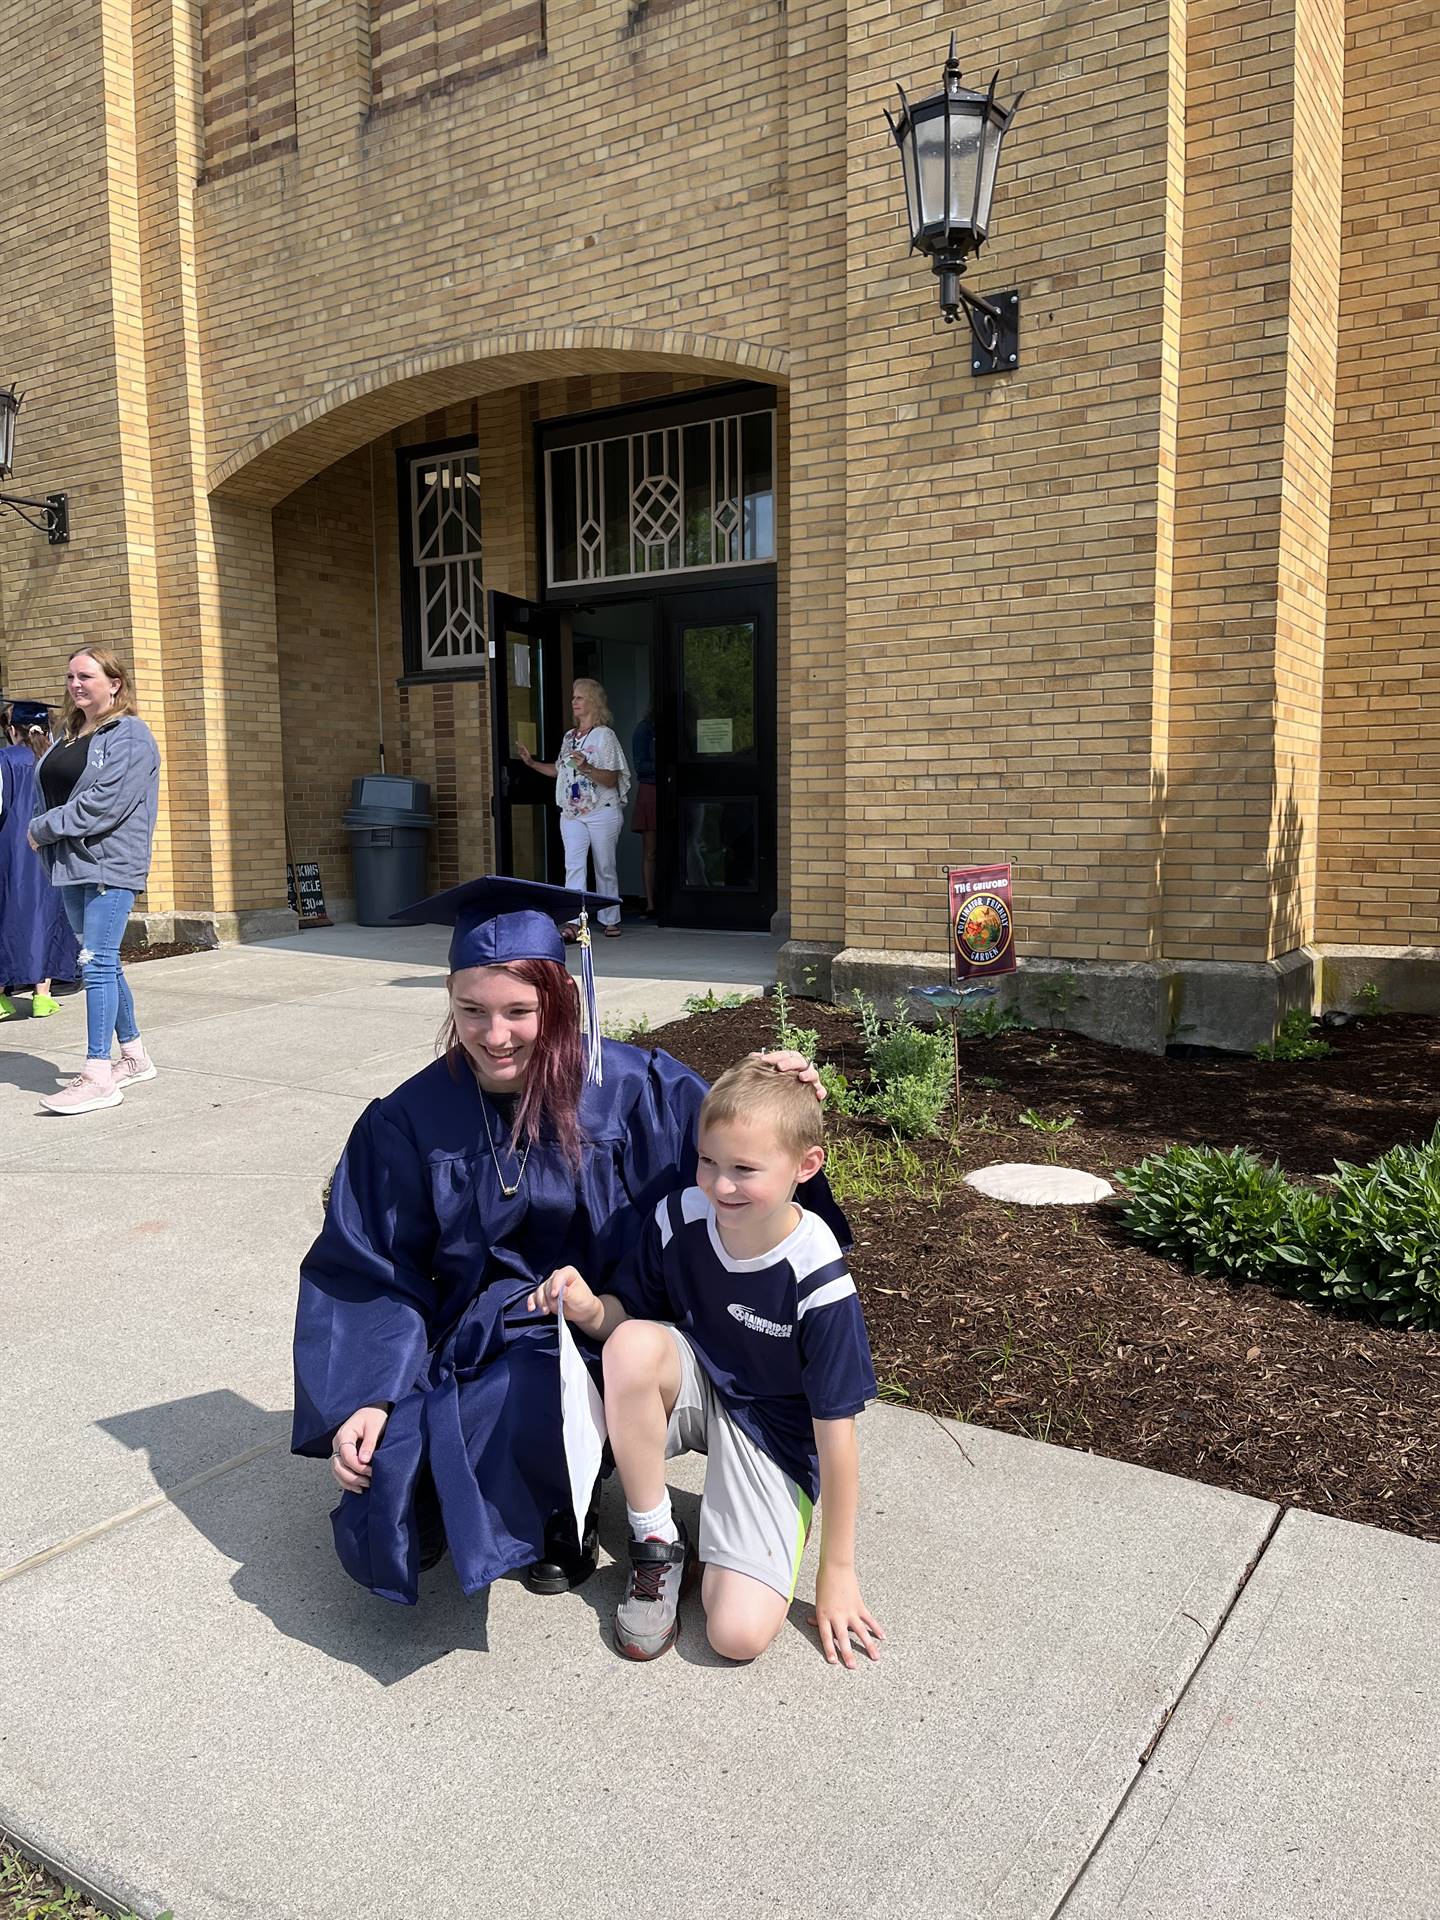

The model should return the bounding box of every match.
[59,884,139,1061]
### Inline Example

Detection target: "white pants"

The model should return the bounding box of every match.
[560,808,623,926]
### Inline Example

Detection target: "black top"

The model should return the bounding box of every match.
[38,721,117,813]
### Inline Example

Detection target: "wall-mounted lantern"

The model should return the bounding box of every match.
[0,386,70,544]
[885,36,1024,375]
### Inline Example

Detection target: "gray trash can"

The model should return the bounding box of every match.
[342,775,435,926]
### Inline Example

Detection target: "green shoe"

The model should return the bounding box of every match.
[30,993,61,1017]
[0,994,15,1020]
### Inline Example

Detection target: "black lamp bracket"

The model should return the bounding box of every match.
[0,490,69,544]
[933,258,1019,375]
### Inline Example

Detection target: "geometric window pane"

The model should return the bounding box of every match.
[409,445,484,668]
[544,409,776,589]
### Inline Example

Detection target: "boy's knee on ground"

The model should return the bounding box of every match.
[705,1609,783,1663]
[703,1572,788,1663]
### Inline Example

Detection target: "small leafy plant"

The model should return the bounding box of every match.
[771,980,819,1061]
[682,988,750,1015]
[958,1000,1027,1041]
[1018,1109,1077,1136]
[1354,980,1388,1019]
[1254,1008,1332,1063]
[602,1009,652,1043]
[1030,970,1087,1031]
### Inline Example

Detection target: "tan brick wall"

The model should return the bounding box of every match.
[1163,0,1342,964]
[841,0,1181,962]
[4,0,1436,964]
[370,0,544,110]
[201,0,299,181]
[1319,0,1440,946]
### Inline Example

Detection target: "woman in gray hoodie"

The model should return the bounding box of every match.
[28,648,161,1115]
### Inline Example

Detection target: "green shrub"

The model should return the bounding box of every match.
[1254,1008,1332,1062]
[1290,1129,1440,1328]
[864,1070,951,1138]
[843,991,952,1137]
[1120,1144,1319,1286]
[1119,1128,1440,1330]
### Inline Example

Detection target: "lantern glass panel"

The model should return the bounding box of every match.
[974,117,1004,238]
[913,104,950,231]
[898,125,922,245]
[0,400,15,479]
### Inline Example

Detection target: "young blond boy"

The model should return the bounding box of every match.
[529,1056,885,1667]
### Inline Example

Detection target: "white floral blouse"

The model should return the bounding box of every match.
[555,726,632,818]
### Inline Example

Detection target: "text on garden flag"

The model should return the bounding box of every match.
[948,863,1016,979]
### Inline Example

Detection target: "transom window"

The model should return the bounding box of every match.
[546,408,776,589]
[407,446,484,669]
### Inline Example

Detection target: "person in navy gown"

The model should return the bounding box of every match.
[292,876,835,1608]
[0,701,79,1018]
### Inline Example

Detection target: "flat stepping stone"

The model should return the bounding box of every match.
[964,1162,1116,1206]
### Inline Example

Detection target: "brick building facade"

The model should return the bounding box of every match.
[0,0,1435,1047]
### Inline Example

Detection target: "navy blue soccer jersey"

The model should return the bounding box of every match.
[610,1188,878,1499]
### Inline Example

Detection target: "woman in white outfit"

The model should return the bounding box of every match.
[516,678,631,937]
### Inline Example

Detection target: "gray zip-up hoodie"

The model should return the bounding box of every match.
[30,715,161,892]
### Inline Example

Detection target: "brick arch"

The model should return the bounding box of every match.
[207,329,789,507]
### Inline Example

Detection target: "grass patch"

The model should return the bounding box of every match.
[0,1843,167,1920]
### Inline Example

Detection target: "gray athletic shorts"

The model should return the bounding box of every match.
[662,1326,814,1601]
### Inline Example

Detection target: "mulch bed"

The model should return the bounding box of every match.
[121,941,212,965]
[653,998,1440,1545]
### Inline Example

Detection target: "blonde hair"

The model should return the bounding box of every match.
[699,1056,824,1159]
[571,678,613,728]
[61,649,138,741]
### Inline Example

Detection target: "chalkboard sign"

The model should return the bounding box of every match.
[287,860,332,929]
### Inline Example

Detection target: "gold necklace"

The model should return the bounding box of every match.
[482,1097,531,1199]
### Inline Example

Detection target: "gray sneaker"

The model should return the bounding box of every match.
[613,1522,697,1662]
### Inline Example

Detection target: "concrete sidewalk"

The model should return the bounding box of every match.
[1,939,1436,1920]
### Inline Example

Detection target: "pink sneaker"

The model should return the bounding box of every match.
[114,1047,157,1087]
[40,1064,123,1116]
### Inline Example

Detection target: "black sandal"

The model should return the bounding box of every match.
[560,923,580,945]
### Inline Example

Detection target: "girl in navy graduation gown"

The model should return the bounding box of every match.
[292,878,836,1607]
[0,702,79,1016]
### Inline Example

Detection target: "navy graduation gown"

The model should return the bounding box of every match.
[293,1039,712,1605]
[0,746,79,987]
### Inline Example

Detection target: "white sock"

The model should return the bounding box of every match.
[627,1495,677,1544]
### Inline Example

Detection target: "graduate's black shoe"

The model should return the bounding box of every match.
[525,1502,600,1594]
[415,1472,447,1572]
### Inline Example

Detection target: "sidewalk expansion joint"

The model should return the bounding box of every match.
[0,1437,288,1589]
[1045,1499,1288,1918]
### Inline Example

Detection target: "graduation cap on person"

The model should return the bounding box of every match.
[8,700,51,731]
[390,875,621,1085]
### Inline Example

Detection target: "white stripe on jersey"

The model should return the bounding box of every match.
[796,1273,857,1317]
[654,1194,674,1249]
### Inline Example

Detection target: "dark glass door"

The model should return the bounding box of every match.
[487,591,565,882]
[657,585,777,930]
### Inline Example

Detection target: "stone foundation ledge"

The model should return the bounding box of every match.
[779,940,1440,1055]
[1316,945,1440,1017]
[123,907,300,950]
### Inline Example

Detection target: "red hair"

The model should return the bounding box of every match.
[443,958,584,1166]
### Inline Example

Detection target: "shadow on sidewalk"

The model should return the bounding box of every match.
[0,1046,76,1096]
[99,1390,490,1687]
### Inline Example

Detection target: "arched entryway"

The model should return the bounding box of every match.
[211,337,789,930]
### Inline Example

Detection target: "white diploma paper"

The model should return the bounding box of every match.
[556,1285,607,1545]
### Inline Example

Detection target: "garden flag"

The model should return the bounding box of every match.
[948,863,1017,979]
